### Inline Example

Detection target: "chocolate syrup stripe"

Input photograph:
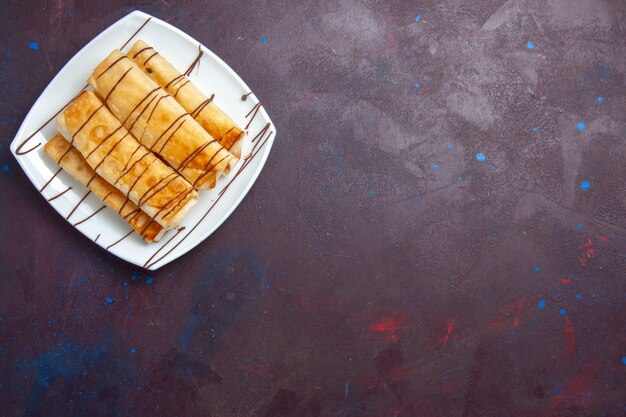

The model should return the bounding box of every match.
[16,17,151,157]
[106,229,134,250]
[143,51,159,66]
[137,172,178,206]
[132,46,153,59]
[118,160,153,214]
[105,67,133,104]
[144,127,275,269]
[70,104,104,146]
[142,227,185,265]
[122,87,160,125]
[244,102,262,130]
[66,190,91,220]
[173,80,190,98]
[165,74,185,89]
[183,45,203,76]
[40,168,63,192]
[155,118,186,155]
[47,187,73,202]
[190,94,214,118]
[241,92,253,101]
[96,55,129,80]
[73,205,106,227]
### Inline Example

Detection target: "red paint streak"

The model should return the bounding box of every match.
[561,277,571,285]
[579,237,596,267]
[488,295,536,329]
[598,234,609,243]
[440,318,456,344]
[563,318,576,358]
[369,317,398,333]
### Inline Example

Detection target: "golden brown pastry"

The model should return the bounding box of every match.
[44,134,167,242]
[88,50,237,189]
[56,90,198,229]
[127,40,245,157]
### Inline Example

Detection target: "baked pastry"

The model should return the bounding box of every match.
[88,50,236,189]
[56,90,198,229]
[44,134,167,242]
[127,40,245,157]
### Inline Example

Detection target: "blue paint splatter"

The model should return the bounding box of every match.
[527,41,535,49]
[531,127,537,132]
[577,223,583,231]
[622,357,626,365]
[414,82,421,89]
[403,46,408,52]
[538,300,546,309]
[345,380,349,398]
[415,15,421,22]
[551,387,565,395]
[476,152,486,162]
[559,309,567,315]
[369,190,375,196]
[596,96,603,103]
[29,41,39,50]
[577,122,586,131]
[576,294,582,299]
[261,37,267,43]
[2,165,9,172]
[104,297,114,305]
[447,144,453,149]
[146,277,154,284]
[131,274,138,281]
[534,266,540,272]
[123,281,128,286]
[265,283,270,289]
[130,347,137,354]
[580,181,590,191]
[432,164,439,170]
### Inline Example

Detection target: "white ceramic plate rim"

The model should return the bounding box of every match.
[10,10,276,270]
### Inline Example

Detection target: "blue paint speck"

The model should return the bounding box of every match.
[576,294,582,299]
[123,281,128,286]
[261,37,267,43]
[432,164,438,170]
[476,152,486,162]
[531,127,537,132]
[622,357,626,365]
[534,266,540,272]
[403,46,408,52]
[369,190,375,196]
[577,122,586,131]
[580,181,590,191]
[538,300,546,309]
[146,277,154,285]
[527,41,535,49]
[577,223,583,231]
[597,96,603,103]
[447,144,453,149]
[130,347,137,354]
[2,165,9,172]
[131,274,138,281]
[414,83,421,89]
[265,283,270,289]
[559,309,567,315]
[104,297,114,305]
[415,15,421,22]
[29,41,39,50]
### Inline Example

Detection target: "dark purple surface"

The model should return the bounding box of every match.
[1,1,625,416]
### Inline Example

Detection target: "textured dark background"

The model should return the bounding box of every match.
[1,0,625,416]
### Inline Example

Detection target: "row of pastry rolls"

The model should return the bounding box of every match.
[88,49,238,190]
[127,40,245,158]
[56,90,198,232]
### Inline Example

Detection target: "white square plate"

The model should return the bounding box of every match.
[10,10,276,270]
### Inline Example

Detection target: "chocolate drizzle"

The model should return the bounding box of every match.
[120,17,152,50]
[66,190,91,220]
[241,92,253,101]
[183,45,203,76]
[143,51,159,66]
[95,233,101,243]
[190,94,214,118]
[47,187,73,202]
[104,67,132,103]
[106,229,134,250]
[73,205,106,226]
[40,168,63,192]
[132,46,153,58]
[144,124,275,269]
[244,102,262,130]
[142,226,186,267]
